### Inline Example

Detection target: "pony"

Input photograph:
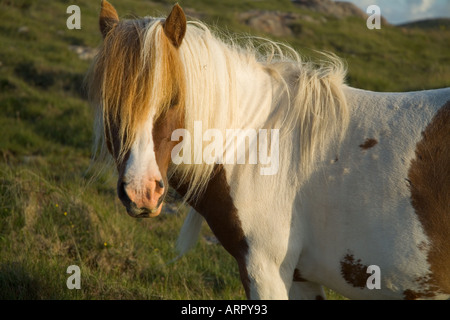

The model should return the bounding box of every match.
[88,0,450,299]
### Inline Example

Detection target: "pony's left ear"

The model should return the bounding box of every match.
[163,4,186,48]
[99,0,119,39]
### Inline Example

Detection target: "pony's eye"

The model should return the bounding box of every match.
[169,92,179,108]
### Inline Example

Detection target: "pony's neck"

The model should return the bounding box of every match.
[173,22,348,200]
[233,60,277,129]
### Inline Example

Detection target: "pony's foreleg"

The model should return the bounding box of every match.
[241,216,302,299]
[243,243,299,300]
[245,259,291,299]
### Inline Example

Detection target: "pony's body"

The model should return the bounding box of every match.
[190,86,450,300]
[90,1,450,300]
[225,86,450,299]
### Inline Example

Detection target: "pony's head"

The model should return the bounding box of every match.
[89,1,187,218]
[89,1,349,218]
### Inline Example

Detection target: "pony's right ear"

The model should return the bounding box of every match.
[163,4,186,48]
[99,0,119,38]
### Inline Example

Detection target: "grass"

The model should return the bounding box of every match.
[0,0,448,300]
[0,164,245,299]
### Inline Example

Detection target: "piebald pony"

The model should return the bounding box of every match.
[88,1,450,299]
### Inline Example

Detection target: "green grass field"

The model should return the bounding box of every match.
[0,0,449,300]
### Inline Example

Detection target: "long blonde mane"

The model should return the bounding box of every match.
[88,16,348,202]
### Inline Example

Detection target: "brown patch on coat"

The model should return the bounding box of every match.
[170,165,250,298]
[406,101,450,299]
[293,268,307,282]
[403,272,444,299]
[152,106,185,189]
[403,283,439,300]
[403,289,422,300]
[359,138,378,150]
[340,252,369,289]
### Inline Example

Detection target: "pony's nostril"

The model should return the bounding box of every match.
[158,179,165,189]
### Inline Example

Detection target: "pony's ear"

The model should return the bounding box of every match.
[163,4,186,48]
[99,0,119,38]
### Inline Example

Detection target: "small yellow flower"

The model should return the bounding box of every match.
[64,212,67,216]
[55,204,59,208]
[104,242,107,247]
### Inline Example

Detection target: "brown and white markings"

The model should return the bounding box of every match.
[87,1,450,299]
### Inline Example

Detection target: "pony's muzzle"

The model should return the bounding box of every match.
[118,180,165,218]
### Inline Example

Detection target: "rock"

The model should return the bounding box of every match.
[292,0,389,24]
[18,26,29,33]
[68,45,98,60]
[238,1,390,37]
[238,10,300,37]
[293,0,365,18]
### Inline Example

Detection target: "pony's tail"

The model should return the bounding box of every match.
[175,207,204,257]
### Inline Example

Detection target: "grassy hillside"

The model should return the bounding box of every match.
[0,0,449,300]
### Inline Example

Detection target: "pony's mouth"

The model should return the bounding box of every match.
[126,206,159,218]
[126,202,161,218]
[125,191,166,218]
